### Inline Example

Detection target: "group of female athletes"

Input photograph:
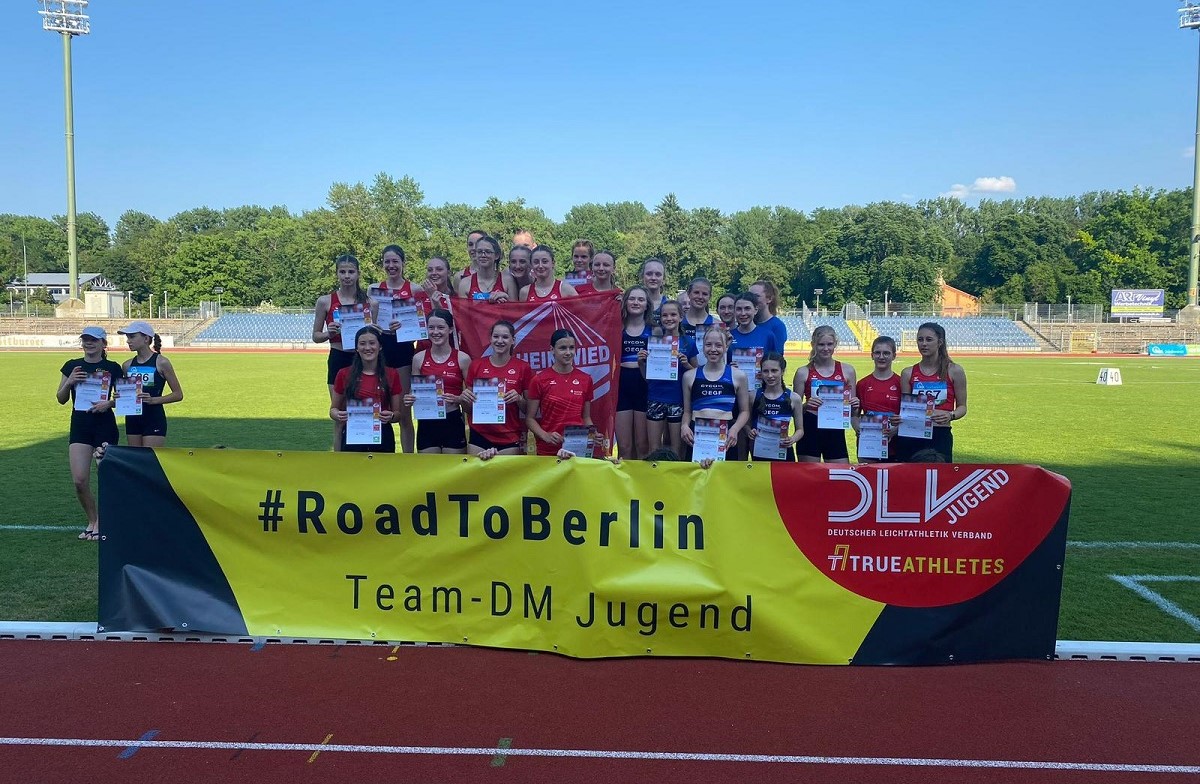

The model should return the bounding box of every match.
[305,233,968,466]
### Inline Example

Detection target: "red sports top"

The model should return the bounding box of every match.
[526,279,564,303]
[467,272,506,299]
[856,372,901,415]
[419,348,465,397]
[466,356,533,445]
[334,367,404,411]
[527,367,594,456]
[574,282,622,297]
[909,364,957,412]
[803,360,846,401]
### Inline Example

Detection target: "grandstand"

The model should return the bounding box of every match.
[190,313,313,346]
[868,317,1038,352]
[778,315,860,349]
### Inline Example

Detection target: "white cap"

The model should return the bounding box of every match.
[80,326,107,340]
[118,320,154,337]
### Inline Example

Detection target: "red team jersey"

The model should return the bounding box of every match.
[525,280,564,303]
[856,372,901,415]
[803,360,846,402]
[527,367,594,456]
[418,348,465,397]
[466,272,505,299]
[909,364,957,412]
[465,356,533,445]
[333,367,404,411]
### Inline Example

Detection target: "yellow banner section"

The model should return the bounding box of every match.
[155,451,884,664]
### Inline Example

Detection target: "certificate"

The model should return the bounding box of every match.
[815,381,851,430]
[731,347,763,390]
[562,425,595,457]
[368,286,394,328]
[345,400,382,445]
[411,375,446,420]
[73,371,111,412]
[898,393,934,439]
[646,336,680,381]
[752,417,788,461]
[114,378,143,417]
[857,413,889,460]
[335,304,369,351]
[692,418,729,463]
[393,298,429,341]
[566,270,590,288]
[471,378,506,425]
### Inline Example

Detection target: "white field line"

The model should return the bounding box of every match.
[1109,575,1200,633]
[0,736,1196,774]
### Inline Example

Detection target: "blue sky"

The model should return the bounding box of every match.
[2,1,1198,229]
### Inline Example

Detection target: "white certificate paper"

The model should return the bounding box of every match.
[692,418,728,463]
[394,298,429,341]
[335,304,369,351]
[412,375,446,420]
[114,378,143,417]
[731,347,763,390]
[471,378,506,425]
[562,425,594,457]
[345,400,382,445]
[368,286,393,328]
[857,413,889,460]
[815,381,850,430]
[73,371,111,412]
[646,336,680,381]
[898,393,934,439]
[752,417,787,460]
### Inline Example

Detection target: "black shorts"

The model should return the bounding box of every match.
[469,429,524,452]
[894,427,953,463]
[796,410,849,461]
[327,348,355,385]
[417,409,467,451]
[69,410,119,448]
[341,422,396,453]
[616,366,647,413]
[646,401,683,423]
[125,405,168,437]
[381,333,415,372]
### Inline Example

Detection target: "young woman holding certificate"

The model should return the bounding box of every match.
[406,309,470,454]
[616,286,652,459]
[520,246,578,302]
[748,353,803,462]
[898,322,967,462]
[854,336,901,463]
[793,325,858,464]
[457,235,517,303]
[57,326,124,541]
[526,329,595,457]
[681,327,750,462]
[118,320,184,447]
[727,292,780,459]
[312,254,371,451]
[370,244,420,453]
[642,300,698,456]
[330,326,403,453]
[461,320,533,458]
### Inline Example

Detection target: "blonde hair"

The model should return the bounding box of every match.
[807,325,838,367]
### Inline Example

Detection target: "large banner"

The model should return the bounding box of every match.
[1111,289,1165,317]
[99,448,1071,665]
[454,292,622,452]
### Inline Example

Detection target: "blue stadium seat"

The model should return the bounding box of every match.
[868,317,1036,351]
[192,313,314,344]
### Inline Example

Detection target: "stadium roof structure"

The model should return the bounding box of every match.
[7,272,113,290]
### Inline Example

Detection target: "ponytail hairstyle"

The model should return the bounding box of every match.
[807,325,838,368]
[655,299,683,338]
[549,327,576,347]
[345,325,388,401]
[101,339,108,361]
[752,279,780,316]
[429,308,455,332]
[380,244,406,264]
[334,254,369,305]
[489,319,516,348]
[152,333,163,353]
[572,239,595,259]
[761,351,787,374]
[530,244,556,263]
[621,285,651,324]
[917,322,952,380]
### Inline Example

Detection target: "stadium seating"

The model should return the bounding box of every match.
[779,315,860,350]
[868,317,1037,351]
[192,313,313,344]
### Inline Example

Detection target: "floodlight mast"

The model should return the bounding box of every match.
[38,1,90,304]
[1182,4,1200,315]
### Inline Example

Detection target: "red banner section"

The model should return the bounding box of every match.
[455,293,623,451]
[775,463,1072,608]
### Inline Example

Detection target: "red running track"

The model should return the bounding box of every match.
[0,639,1197,783]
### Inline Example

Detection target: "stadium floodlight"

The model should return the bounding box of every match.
[37,1,89,305]
[1181,4,1200,314]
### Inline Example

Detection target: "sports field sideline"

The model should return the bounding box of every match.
[2,350,1197,644]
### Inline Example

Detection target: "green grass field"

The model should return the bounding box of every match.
[2,350,1198,643]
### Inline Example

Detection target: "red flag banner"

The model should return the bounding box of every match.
[454,292,623,452]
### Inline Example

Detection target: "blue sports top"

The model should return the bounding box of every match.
[690,362,736,414]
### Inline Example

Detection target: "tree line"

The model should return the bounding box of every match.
[1,174,1193,311]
